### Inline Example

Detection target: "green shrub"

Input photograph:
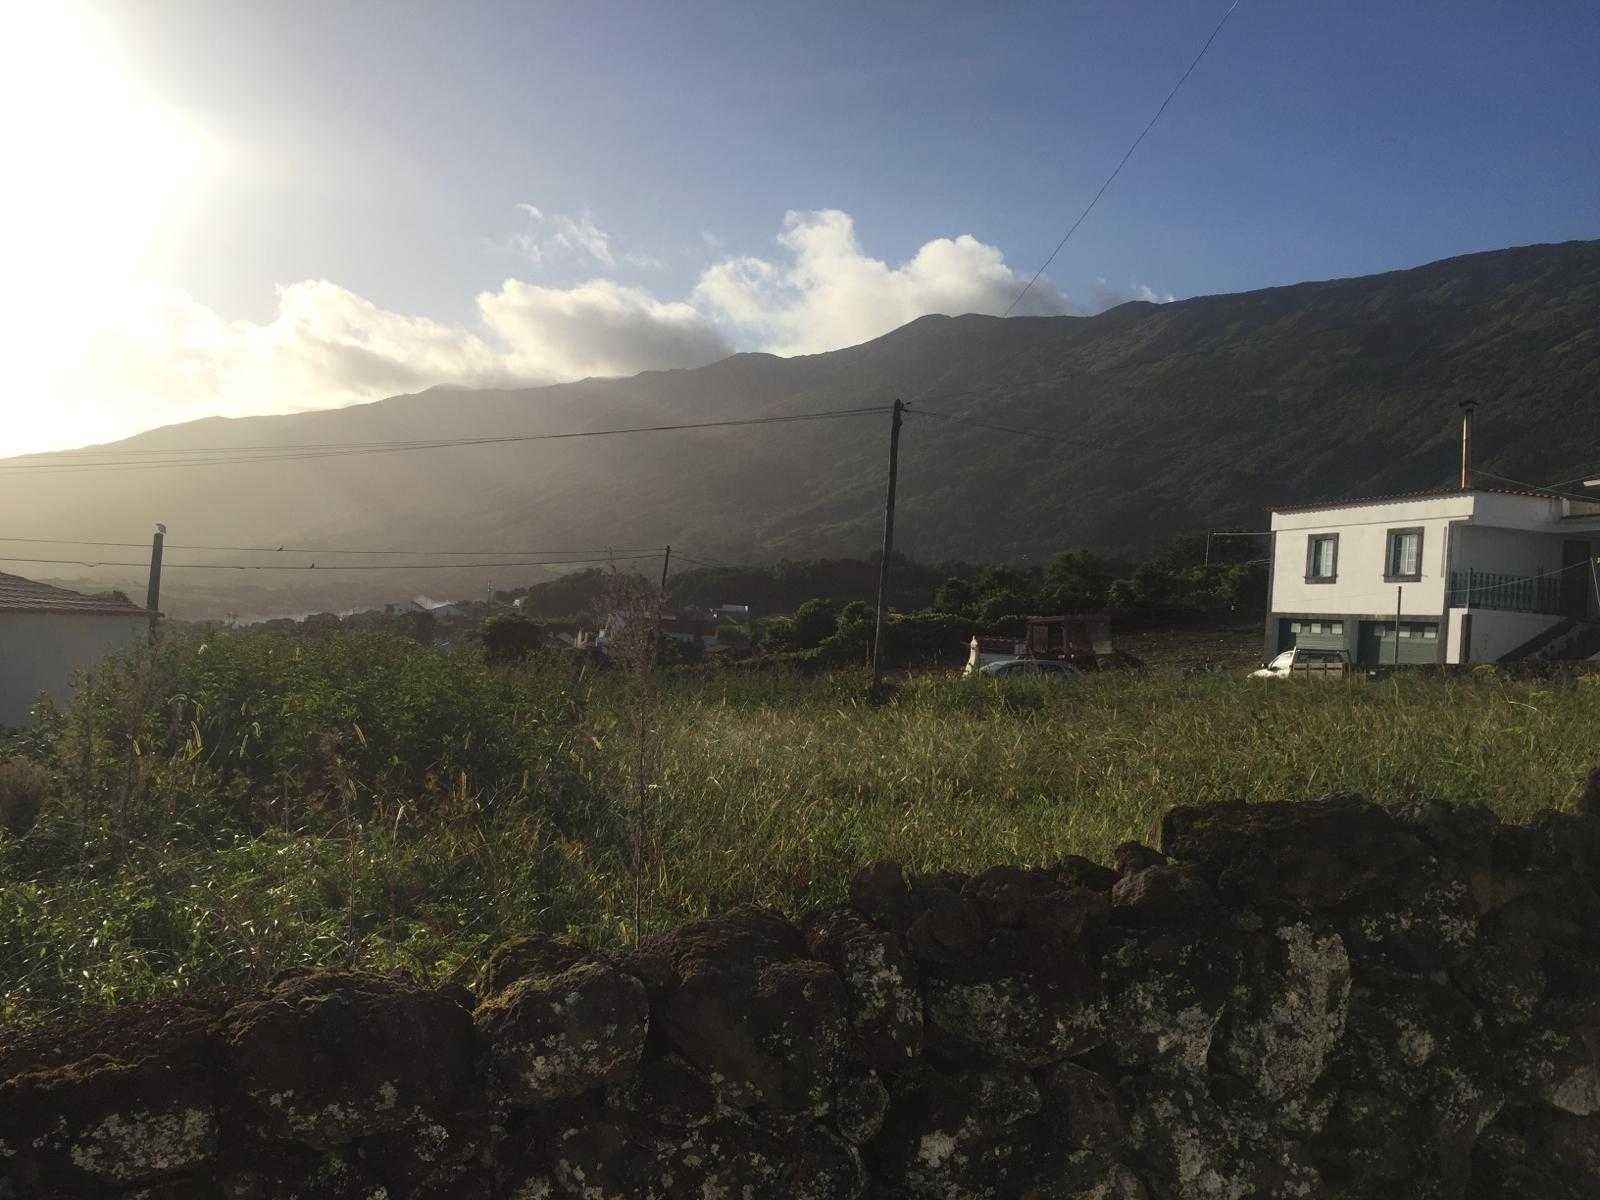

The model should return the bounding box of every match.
[791,599,839,649]
[481,614,545,664]
[0,757,48,837]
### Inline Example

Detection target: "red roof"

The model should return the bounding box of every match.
[0,572,148,616]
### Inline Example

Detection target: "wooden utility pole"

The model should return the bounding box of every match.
[870,400,905,691]
[146,524,165,637]
[654,545,671,647]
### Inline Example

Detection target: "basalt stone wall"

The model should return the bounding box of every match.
[4,794,1600,1199]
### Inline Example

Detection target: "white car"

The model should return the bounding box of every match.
[978,658,1080,680]
[1251,647,1352,679]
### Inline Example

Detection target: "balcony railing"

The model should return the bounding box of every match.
[1447,569,1565,615]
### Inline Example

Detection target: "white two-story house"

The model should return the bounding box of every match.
[1266,486,1600,667]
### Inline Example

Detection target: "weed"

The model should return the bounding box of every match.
[0,628,1594,1028]
[0,757,49,838]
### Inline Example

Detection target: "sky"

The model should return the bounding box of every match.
[1,0,1596,457]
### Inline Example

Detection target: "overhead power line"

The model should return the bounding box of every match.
[903,405,1077,444]
[0,406,891,475]
[1466,470,1598,505]
[0,553,664,573]
[0,535,666,557]
[910,410,1600,508]
[1004,0,1242,317]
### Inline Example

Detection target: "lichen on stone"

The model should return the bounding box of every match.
[65,1105,214,1181]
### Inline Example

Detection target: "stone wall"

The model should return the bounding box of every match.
[4,794,1599,1199]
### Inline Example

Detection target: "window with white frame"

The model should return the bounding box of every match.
[1385,527,1424,581]
[1305,533,1338,582]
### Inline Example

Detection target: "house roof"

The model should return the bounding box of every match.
[1271,484,1569,515]
[0,572,149,616]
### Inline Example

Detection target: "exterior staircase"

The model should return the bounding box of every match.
[1500,619,1600,663]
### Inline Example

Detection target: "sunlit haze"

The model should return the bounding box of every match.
[2,0,1596,457]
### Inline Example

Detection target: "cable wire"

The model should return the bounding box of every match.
[1472,469,1600,504]
[0,553,664,572]
[910,408,1600,514]
[0,535,667,557]
[903,405,1078,444]
[1004,0,1242,317]
[0,406,891,475]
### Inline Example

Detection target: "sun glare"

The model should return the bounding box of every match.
[1,2,215,456]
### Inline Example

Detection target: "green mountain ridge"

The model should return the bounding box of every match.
[5,238,1596,618]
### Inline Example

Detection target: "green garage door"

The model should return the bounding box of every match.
[1357,620,1439,666]
[1279,617,1346,652]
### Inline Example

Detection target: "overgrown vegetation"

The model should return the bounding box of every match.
[487,536,1267,629]
[1,626,1594,1029]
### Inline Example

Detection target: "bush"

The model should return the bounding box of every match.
[481,614,545,665]
[933,577,977,616]
[0,757,49,837]
[791,599,839,650]
[838,599,872,627]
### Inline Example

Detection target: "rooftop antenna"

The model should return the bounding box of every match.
[1458,399,1477,490]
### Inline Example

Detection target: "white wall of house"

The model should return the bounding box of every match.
[0,612,147,727]
[1471,492,1569,532]
[1446,608,1565,664]
[1451,525,1565,577]
[1271,495,1471,618]
[1268,490,1600,664]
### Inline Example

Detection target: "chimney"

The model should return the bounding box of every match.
[1458,400,1477,490]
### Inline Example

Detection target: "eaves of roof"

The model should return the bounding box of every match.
[0,572,149,617]
[1271,485,1564,516]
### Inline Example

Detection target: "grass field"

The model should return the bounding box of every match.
[1,627,1594,1028]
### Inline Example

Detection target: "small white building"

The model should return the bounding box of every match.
[1267,402,1600,667]
[1266,487,1600,666]
[0,573,149,727]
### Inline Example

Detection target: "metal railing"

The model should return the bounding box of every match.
[1447,568,1565,614]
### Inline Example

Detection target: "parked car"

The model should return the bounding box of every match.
[1251,647,1352,679]
[978,658,1080,680]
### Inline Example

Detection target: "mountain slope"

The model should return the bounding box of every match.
[5,239,1597,617]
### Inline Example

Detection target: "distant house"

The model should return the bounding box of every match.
[713,604,752,621]
[0,573,149,726]
[1266,486,1600,666]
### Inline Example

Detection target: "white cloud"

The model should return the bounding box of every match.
[10,207,1164,456]
[40,282,513,448]
[512,205,615,268]
[16,274,733,454]
[479,278,729,380]
[693,209,1069,355]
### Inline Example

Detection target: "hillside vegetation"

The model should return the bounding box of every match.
[4,239,1596,617]
[1,628,1594,1028]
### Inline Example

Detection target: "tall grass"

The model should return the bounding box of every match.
[0,629,1594,1027]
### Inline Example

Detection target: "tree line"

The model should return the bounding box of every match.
[496,531,1266,629]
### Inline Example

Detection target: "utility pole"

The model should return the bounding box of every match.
[1393,585,1402,669]
[870,400,905,691]
[146,524,166,638]
[654,545,671,647]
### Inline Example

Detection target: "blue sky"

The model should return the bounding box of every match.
[5,1,1597,453]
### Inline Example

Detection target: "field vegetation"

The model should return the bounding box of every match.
[1,626,1595,1029]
